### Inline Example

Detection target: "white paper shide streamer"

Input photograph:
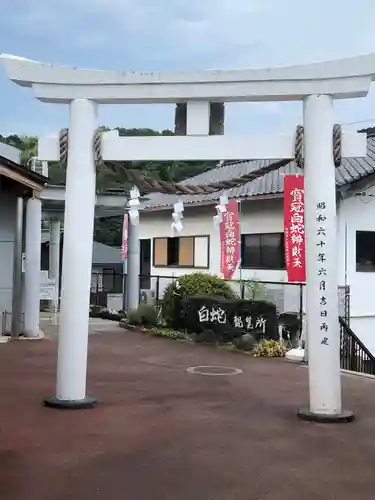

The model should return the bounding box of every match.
[171,200,184,235]
[128,185,140,225]
[213,193,228,228]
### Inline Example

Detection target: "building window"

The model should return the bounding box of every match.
[356,231,375,272]
[153,236,209,268]
[241,233,285,270]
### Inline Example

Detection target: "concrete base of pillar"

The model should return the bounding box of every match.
[285,347,305,363]
[297,407,354,423]
[0,336,9,343]
[43,395,98,410]
[22,329,44,340]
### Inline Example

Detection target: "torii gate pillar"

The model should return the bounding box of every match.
[298,95,352,422]
[47,98,98,409]
[2,54,373,417]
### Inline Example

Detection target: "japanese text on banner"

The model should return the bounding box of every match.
[219,199,240,280]
[284,175,306,282]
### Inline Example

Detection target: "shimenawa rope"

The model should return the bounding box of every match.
[57,125,342,195]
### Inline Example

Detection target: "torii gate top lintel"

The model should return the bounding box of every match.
[2,53,375,103]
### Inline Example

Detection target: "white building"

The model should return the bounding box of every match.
[138,133,375,353]
[0,142,47,334]
[0,142,127,337]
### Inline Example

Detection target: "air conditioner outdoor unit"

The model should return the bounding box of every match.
[140,289,156,304]
[28,157,49,177]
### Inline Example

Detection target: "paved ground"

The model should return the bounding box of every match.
[1,330,375,499]
[40,314,122,338]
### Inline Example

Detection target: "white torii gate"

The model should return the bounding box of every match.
[2,54,374,421]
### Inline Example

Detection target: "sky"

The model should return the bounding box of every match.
[0,0,375,138]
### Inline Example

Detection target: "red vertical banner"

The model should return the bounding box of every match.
[220,199,240,280]
[120,212,129,260]
[284,175,306,282]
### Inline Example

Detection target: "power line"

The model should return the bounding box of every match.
[341,118,375,126]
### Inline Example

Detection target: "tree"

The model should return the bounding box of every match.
[0,128,217,245]
[19,135,38,165]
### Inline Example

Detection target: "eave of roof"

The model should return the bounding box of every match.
[140,136,375,211]
[0,154,48,186]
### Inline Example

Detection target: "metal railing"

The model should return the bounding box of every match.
[124,274,350,321]
[91,270,123,294]
[89,272,350,327]
[340,317,375,375]
[90,270,123,307]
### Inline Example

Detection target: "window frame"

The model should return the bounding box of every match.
[153,235,210,269]
[356,230,375,273]
[241,232,286,270]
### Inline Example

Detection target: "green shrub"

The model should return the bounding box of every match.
[127,304,158,327]
[252,339,287,357]
[149,327,190,341]
[161,273,235,327]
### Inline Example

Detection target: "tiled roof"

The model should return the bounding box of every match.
[142,136,375,210]
[42,231,122,264]
[91,242,122,265]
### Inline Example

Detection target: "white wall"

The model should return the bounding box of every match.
[337,186,375,353]
[0,191,16,313]
[137,186,375,352]
[139,199,286,278]
[139,199,301,313]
